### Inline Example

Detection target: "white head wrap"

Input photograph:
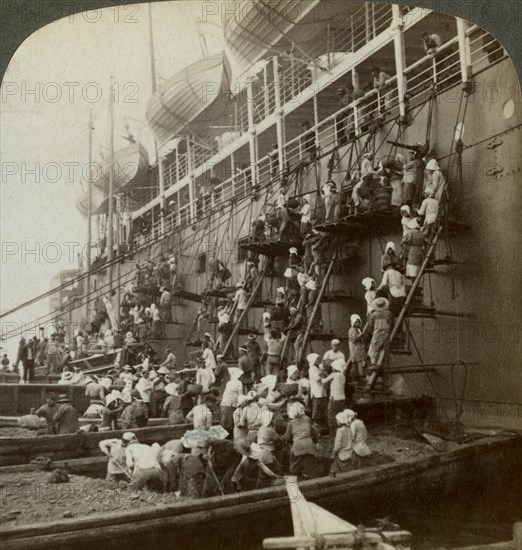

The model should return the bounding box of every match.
[385,242,396,253]
[307,353,320,367]
[331,358,345,372]
[350,314,362,326]
[286,364,299,378]
[228,367,243,380]
[362,277,375,290]
[335,410,352,425]
[287,401,305,419]
[426,159,439,171]
[260,374,278,391]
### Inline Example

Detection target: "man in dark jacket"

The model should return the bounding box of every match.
[283,307,306,362]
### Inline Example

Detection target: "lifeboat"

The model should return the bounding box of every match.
[223,0,320,83]
[146,52,232,145]
[75,142,150,216]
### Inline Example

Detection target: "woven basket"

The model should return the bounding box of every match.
[278,382,298,396]
[187,383,202,395]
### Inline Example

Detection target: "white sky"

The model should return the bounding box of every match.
[0,1,224,358]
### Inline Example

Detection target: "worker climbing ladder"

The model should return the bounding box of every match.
[221,269,267,358]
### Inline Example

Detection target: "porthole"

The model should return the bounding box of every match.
[502,99,515,120]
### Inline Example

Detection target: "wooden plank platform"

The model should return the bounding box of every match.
[314,210,400,236]
[251,300,273,308]
[309,332,346,342]
[201,287,236,298]
[237,327,262,336]
[240,240,304,257]
[185,340,203,348]
[69,349,121,370]
[172,289,203,303]
[321,292,355,303]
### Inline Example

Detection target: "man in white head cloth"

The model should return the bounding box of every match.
[300,194,312,234]
[348,314,366,380]
[99,431,133,483]
[220,367,244,433]
[322,339,345,368]
[307,353,327,431]
[124,432,162,490]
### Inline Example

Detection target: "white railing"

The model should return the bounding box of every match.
[130,24,505,247]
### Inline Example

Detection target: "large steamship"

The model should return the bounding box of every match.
[69,1,521,430]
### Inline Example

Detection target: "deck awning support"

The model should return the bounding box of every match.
[457,17,472,85]
[392,4,407,121]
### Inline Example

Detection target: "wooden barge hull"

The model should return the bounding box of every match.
[0,397,433,466]
[0,424,193,467]
[0,435,520,550]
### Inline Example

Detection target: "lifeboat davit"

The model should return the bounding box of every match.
[75,141,150,216]
[146,52,232,145]
[223,0,320,83]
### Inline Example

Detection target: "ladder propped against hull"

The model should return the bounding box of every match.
[221,269,267,358]
[278,260,318,366]
[367,226,443,392]
[293,247,339,366]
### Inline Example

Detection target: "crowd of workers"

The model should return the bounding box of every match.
[10,49,450,494]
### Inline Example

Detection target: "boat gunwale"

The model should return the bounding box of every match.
[0,434,519,543]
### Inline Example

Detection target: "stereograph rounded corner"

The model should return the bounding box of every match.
[0,0,521,544]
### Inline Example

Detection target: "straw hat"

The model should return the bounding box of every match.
[331,338,341,346]
[56,394,70,403]
[371,297,389,310]
[122,432,137,442]
[157,366,169,375]
[165,383,179,396]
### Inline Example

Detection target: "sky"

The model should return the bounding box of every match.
[0,1,224,359]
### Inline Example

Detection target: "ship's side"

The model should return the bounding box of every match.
[75,3,521,430]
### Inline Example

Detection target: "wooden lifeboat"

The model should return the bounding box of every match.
[146,52,232,145]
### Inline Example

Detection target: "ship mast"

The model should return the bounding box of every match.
[148,3,166,235]
[107,77,115,292]
[85,109,93,318]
